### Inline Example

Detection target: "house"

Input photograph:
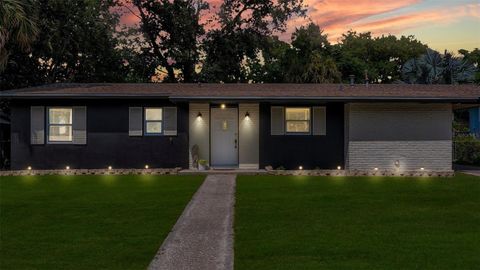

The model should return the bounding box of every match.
[2,83,479,172]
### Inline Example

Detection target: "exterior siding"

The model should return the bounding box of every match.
[259,102,344,170]
[346,103,453,171]
[10,99,189,170]
[239,103,259,169]
[188,103,210,168]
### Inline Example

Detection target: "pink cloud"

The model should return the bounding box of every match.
[116,0,479,45]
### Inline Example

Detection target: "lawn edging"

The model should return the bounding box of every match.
[0,167,182,176]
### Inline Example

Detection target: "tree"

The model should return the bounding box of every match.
[458,48,480,83]
[283,23,340,83]
[123,0,208,82]
[200,0,306,82]
[0,0,38,71]
[401,48,477,84]
[333,31,426,83]
[0,0,126,90]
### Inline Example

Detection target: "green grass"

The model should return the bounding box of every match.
[235,174,480,270]
[0,174,204,270]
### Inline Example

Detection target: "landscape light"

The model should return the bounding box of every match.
[299,166,303,170]
[27,166,32,170]
[66,166,70,170]
[145,165,149,169]
[420,168,425,171]
[337,166,341,170]
[220,104,226,109]
[108,166,112,170]
[374,167,378,171]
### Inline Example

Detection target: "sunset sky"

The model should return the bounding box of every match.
[120,0,480,53]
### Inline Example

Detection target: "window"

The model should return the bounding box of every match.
[48,108,73,142]
[285,108,310,133]
[145,108,163,134]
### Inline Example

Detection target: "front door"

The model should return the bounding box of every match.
[211,107,238,167]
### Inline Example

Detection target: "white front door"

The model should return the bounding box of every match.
[211,107,238,167]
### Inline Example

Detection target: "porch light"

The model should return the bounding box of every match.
[108,166,112,170]
[27,166,32,170]
[197,112,202,118]
[299,166,303,170]
[337,166,341,170]
[220,104,226,109]
[66,166,70,170]
[145,165,149,169]
[245,112,250,118]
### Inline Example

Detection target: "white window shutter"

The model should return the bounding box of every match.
[271,106,285,135]
[73,106,87,144]
[30,106,45,144]
[313,106,326,135]
[129,107,143,136]
[163,107,177,136]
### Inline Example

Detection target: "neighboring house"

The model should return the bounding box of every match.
[2,83,479,172]
[469,107,480,137]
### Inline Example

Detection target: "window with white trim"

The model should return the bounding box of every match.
[144,108,163,134]
[48,108,73,142]
[285,107,310,133]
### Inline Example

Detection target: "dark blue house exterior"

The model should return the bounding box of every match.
[2,83,479,172]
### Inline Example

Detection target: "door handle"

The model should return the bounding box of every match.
[234,139,238,149]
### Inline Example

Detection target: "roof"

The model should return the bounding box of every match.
[2,83,480,102]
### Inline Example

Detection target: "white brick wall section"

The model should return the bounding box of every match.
[348,140,452,171]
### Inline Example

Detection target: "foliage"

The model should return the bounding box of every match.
[125,0,209,82]
[200,0,306,82]
[283,24,340,83]
[402,48,477,84]
[0,0,38,71]
[454,136,480,165]
[333,31,427,83]
[0,0,126,90]
[458,48,480,83]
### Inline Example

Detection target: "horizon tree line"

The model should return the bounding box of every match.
[0,0,478,91]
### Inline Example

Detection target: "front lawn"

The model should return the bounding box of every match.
[0,174,204,270]
[235,174,480,270]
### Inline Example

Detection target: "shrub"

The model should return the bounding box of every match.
[454,136,480,165]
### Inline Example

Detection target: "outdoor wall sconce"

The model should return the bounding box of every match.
[197,112,202,118]
[245,111,250,118]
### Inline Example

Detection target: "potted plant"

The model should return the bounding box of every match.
[198,159,208,170]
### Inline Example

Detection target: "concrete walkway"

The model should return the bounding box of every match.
[148,174,236,270]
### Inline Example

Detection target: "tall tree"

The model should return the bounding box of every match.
[0,0,126,90]
[283,23,340,83]
[0,0,38,71]
[124,0,208,82]
[201,0,306,82]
